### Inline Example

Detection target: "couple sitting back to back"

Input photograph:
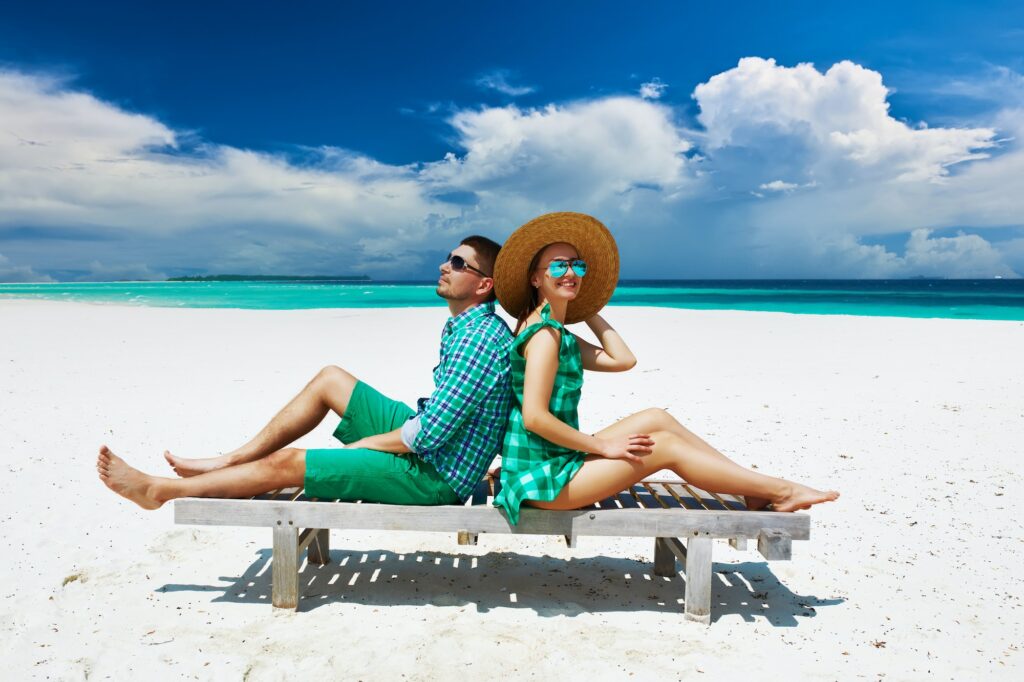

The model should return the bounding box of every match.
[99,213,838,519]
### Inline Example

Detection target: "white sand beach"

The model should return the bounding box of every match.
[1,299,1022,680]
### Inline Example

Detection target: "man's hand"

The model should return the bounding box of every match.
[342,429,409,454]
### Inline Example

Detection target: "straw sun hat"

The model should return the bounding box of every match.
[493,212,619,324]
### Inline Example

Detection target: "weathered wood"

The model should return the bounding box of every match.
[307,528,330,565]
[641,483,671,509]
[174,499,810,540]
[457,530,478,546]
[679,482,714,511]
[683,536,713,625]
[653,537,676,576]
[757,528,793,560]
[272,523,299,609]
[662,483,700,510]
[664,536,688,563]
[728,537,748,551]
[297,527,316,553]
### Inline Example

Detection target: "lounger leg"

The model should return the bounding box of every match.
[308,529,330,565]
[684,537,713,625]
[654,537,676,577]
[272,524,299,610]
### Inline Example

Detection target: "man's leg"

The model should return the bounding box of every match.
[100,445,306,509]
[165,365,357,476]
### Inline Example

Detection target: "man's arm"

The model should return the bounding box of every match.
[344,427,408,454]
[411,328,507,453]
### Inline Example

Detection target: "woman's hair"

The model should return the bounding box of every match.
[515,248,545,332]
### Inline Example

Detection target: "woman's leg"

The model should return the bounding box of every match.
[530,429,838,513]
[165,365,357,476]
[592,407,771,508]
[100,445,306,510]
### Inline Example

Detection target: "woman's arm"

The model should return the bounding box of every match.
[520,328,651,462]
[574,314,637,372]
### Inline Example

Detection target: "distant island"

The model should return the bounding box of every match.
[167,274,371,282]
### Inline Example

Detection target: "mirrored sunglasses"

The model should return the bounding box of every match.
[547,259,587,278]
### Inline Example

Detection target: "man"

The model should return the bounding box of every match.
[97,236,512,509]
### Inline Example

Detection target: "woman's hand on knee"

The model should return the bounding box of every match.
[596,434,654,463]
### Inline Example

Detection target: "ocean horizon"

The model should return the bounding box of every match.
[3,278,1023,321]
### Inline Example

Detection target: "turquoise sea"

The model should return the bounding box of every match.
[1,279,1023,321]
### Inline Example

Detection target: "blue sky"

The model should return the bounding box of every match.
[1,0,1023,281]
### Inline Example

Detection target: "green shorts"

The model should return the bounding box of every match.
[304,381,460,505]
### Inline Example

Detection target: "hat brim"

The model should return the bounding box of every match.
[494,212,619,325]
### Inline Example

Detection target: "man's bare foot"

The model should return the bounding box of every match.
[772,483,840,512]
[98,445,166,510]
[164,451,231,477]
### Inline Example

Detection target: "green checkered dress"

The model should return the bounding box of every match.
[495,304,586,525]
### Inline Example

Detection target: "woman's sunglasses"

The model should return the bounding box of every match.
[546,259,588,278]
[444,253,490,278]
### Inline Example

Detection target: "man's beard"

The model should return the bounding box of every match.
[435,281,470,301]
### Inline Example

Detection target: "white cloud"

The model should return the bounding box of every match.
[938,65,1024,107]
[639,79,668,100]
[694,57,997,183]
[426,98,693,206]
[1,61,1022,280]
[901,229,1017,278]
[474,70,535,97]
[759,180,799,192]
[0,70,453,276]
[0,253,53,282]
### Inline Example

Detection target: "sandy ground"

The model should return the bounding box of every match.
[1,299,1022,680]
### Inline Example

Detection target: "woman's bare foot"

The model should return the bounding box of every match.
[164,450,231,477]
[743,495,771,511]
[98,446,166,510]
[772,482,840,512]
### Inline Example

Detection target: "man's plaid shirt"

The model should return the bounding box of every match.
[411,301,512,501]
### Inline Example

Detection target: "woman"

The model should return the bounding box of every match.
[492,212,838,524]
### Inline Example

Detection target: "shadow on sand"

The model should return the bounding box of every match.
[159,547,842,625]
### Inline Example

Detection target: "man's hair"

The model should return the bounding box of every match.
[460,235,501,302]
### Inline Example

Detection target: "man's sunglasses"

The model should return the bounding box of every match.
[546,259,588,278]
[444,253,491,278]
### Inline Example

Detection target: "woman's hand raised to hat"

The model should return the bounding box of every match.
[577,313,638,372]
[596,434,655,463]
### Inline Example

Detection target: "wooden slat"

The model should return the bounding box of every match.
[684,485,729,511]
[648,483,685,509]
[618,489,640,508]
[706,489,745,511]
[663,483,701,510]
[630,485,661,509]
[175,498,811,539]
[641,483,671,509]
[678,482,714,511]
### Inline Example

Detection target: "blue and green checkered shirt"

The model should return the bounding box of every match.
[406,302,512,501]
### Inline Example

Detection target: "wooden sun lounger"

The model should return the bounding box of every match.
[173,477,810,624]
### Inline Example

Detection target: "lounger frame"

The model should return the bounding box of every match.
[173,479,810,624]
